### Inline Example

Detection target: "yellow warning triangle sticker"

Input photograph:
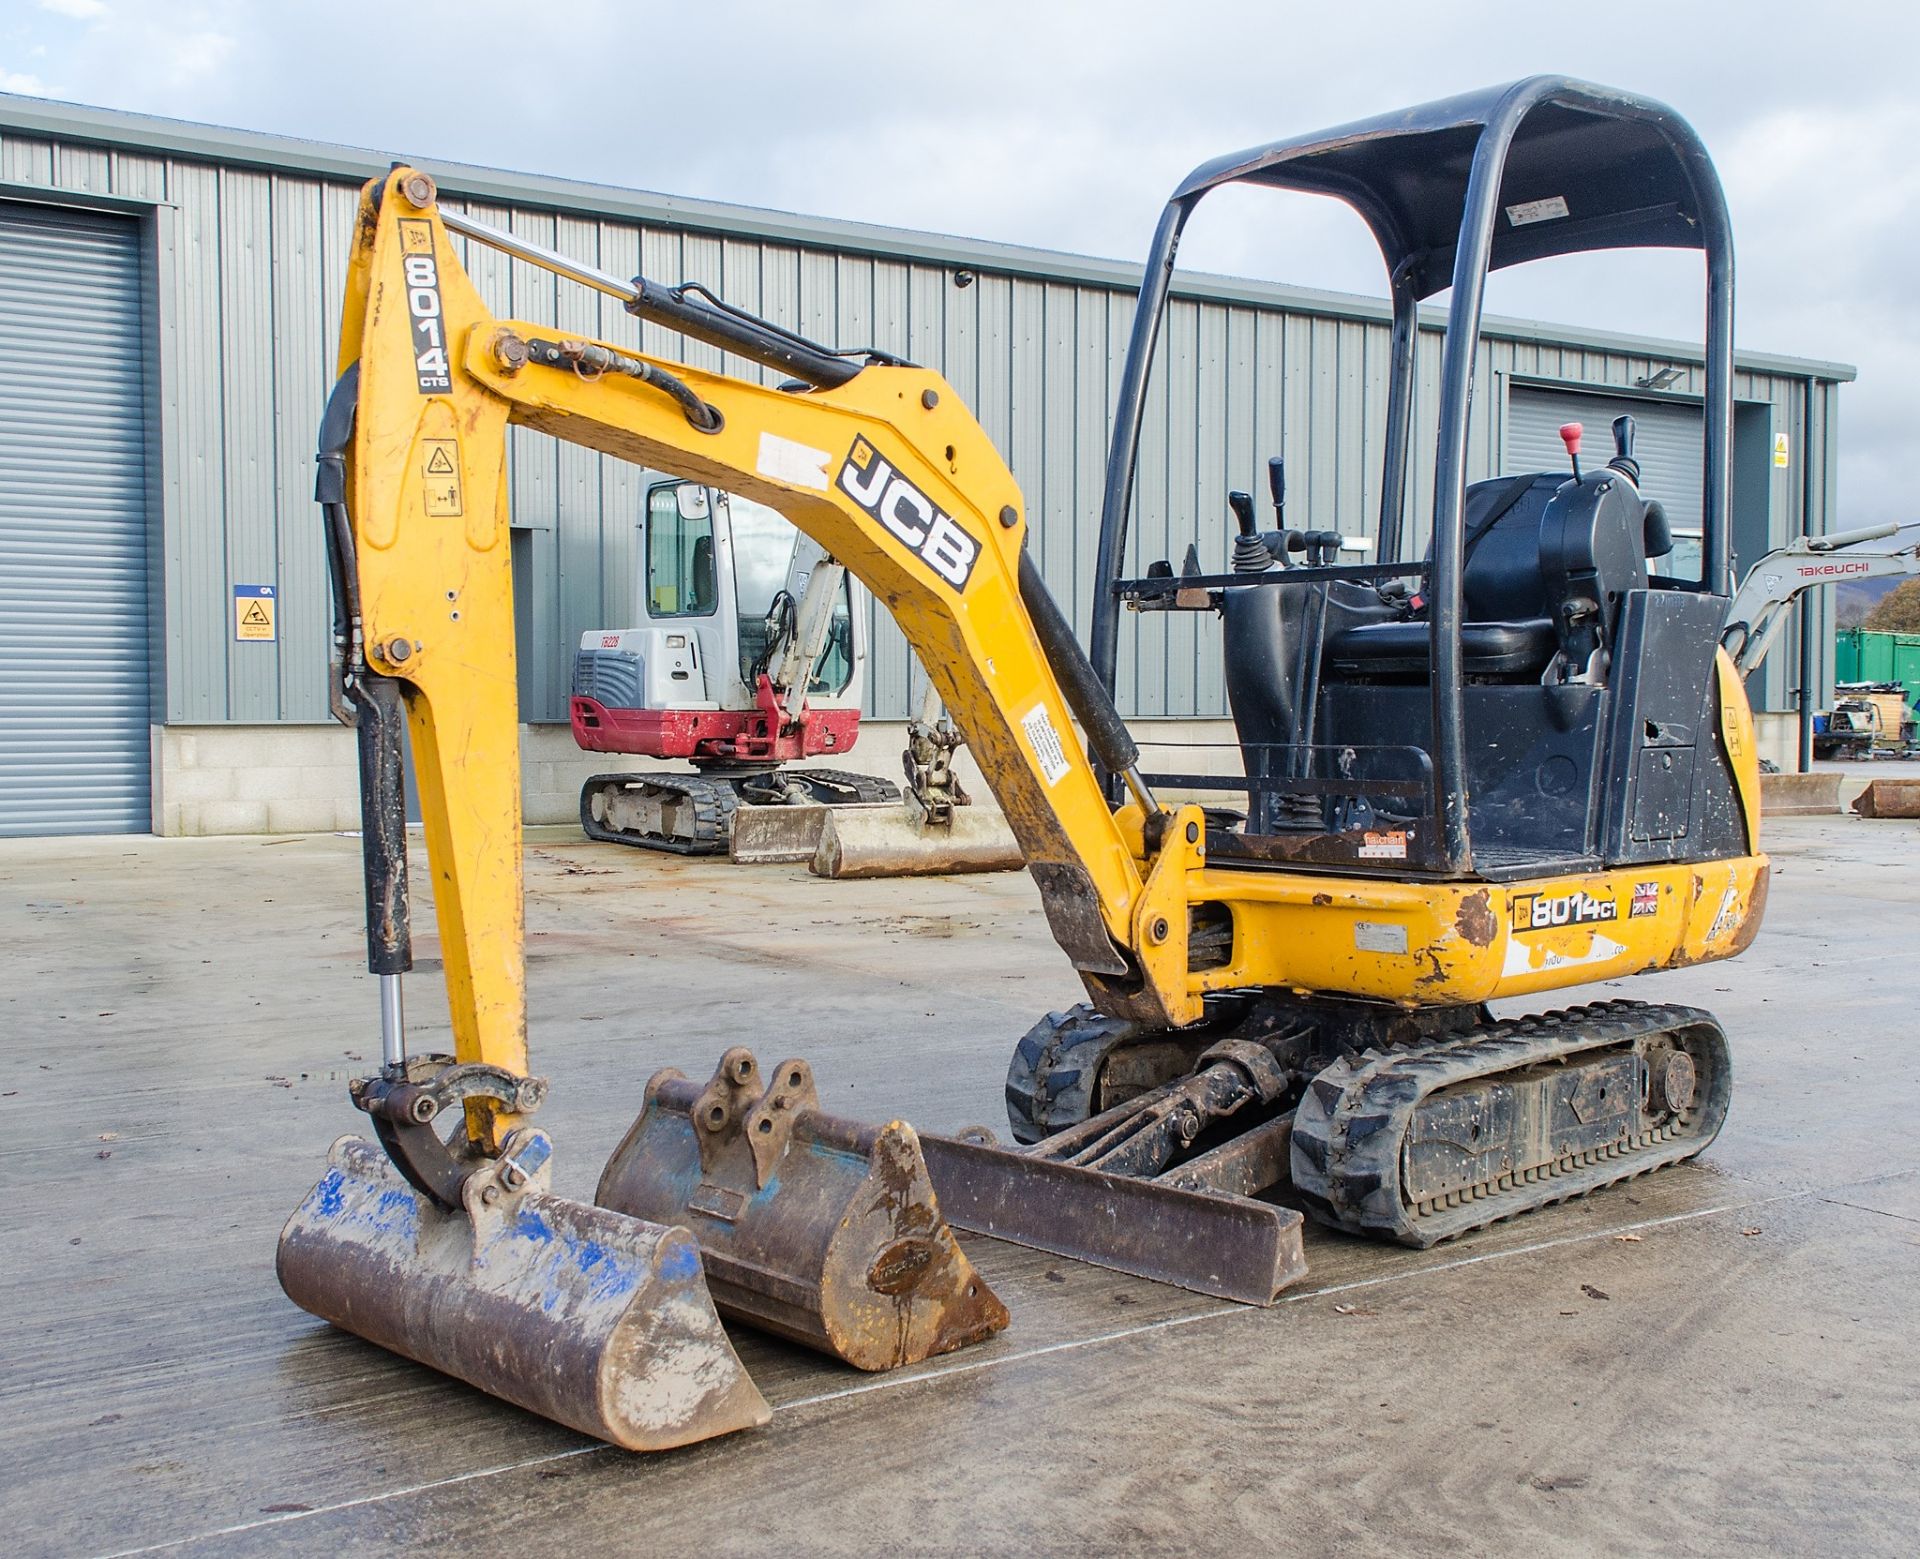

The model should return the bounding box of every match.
[242,601,272,626]
[425,445,456,474]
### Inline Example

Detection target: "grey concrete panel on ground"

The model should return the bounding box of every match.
[1,811,1916,1555]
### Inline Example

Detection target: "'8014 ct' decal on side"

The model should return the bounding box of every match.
[837,436,980,590]
[1510,889,1619,931]
[398,220,452,395]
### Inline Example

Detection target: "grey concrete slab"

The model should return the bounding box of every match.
[2,811,1917,1556]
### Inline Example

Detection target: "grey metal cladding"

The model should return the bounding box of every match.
[0,200,152,833]
[0,106,1852,730]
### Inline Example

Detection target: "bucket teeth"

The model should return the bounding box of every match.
[278,1132,770,1451]
[598,1049,1010,1371]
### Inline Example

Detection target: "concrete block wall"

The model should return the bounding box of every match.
[157,726,362,837]
[1752,713,1802,774]
[153,718,1249,836]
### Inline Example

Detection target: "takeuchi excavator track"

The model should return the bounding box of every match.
[581,771,742,853]
[581,768,900,854]
[1290,1001,1732,1247]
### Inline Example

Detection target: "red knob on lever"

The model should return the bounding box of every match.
[1559,421,1584,479]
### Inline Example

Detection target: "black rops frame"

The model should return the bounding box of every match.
[1087,76,1737,876]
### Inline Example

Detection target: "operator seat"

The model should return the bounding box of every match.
[1326,472,1563,678]
[1326,455,1670,682]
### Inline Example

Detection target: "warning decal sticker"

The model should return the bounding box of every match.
[1358,830,1408,860]
[421,438,462,516]
[1021,703,1072,786]
[1505,195,1569,227]
[234,584,277,642]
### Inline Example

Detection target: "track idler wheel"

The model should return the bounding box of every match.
[598,1048,1009,1371]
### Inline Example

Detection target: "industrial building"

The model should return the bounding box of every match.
[0,92,1855,837]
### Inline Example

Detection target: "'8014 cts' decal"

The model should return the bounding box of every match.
[398,220,452,395]
[837,436,980,589]
[1510,889,1619,931]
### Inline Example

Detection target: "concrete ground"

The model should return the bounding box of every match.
[3,808,1917,1557]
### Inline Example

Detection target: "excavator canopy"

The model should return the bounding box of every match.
[1173,77,1724,298]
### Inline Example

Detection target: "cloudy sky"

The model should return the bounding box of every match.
[4,0,1915,522]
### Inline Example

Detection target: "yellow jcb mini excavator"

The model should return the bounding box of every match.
[280,77,1768,1451]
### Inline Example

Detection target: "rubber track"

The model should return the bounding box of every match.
[779,768,900,805]
[580,771,740,855]
[1004,1004,1142,1144]
[1289,999,1731,1248]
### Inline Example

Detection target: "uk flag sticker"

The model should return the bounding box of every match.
[1630,881,1660,918]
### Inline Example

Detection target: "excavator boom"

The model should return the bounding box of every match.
[354,177,1149,1031]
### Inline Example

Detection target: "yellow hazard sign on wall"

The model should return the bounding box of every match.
[234,584,276,642]
[1773,432,1791,469]
[421,437,463,517]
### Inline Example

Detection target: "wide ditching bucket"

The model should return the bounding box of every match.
[811,805,1023,879]
[278,1129,771,1451]
[597,1048,1010,1370]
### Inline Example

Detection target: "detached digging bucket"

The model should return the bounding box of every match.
[597,1048,1010,1370]
[278,1131,770,1451]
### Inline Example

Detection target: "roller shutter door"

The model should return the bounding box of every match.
[1507,385,1705,581]
[0,202,152,835]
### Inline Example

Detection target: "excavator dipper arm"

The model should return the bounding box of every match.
[334,170,1168,1065]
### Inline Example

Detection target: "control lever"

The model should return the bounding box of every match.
[1228,491,1273,574]
[1302,530,1343,566]
[1608,415,1641,483]
[1559,421,1584,482]
[1267,456,1286,523]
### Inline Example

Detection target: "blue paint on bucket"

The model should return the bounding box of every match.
[658,1238,702,1285]
[311,1168,347,1219]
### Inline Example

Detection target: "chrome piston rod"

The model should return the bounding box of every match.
[379,973,406,1070]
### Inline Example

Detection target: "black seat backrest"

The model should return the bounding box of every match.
[1458,472,1565,622]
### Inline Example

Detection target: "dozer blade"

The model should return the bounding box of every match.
[278,1131,771,1451]
[811,804,1023,878]
[597,1048,1010,1371]
[728,800,844,864]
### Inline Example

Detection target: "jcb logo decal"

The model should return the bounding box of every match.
[837,437,980,590]
[1511,890,1619,931]
[398,220,451,395]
